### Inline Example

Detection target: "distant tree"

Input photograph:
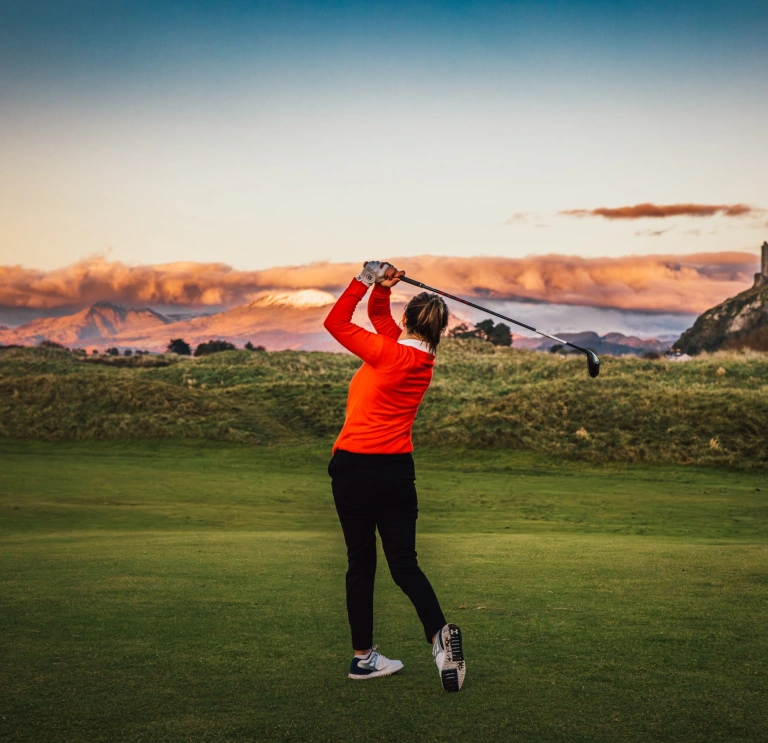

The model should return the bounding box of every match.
[448,319,511,346]
[38,339,66,349]
[91,349,99,355]
[643,351,662,360]
[123,348,133,357]
[167,338,192,356]
[487,322,512,347]
[448,323,481,339]
[105,347,119,356]
[472,319,513,347]
[549,344,564,354]
[244,341,266,352]
[474,319,495,340]
[194,339,237,357]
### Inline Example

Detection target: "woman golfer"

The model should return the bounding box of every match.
[324,260,465,693]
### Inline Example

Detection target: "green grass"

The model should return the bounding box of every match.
[2,441,767,742]
[2,343,768,467]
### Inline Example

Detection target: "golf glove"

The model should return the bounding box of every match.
[356,261,392,287]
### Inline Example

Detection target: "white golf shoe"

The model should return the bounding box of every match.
[348,646,404,680]
[432,623,465,692]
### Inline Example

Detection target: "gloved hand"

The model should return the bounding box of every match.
[356,261,392,287]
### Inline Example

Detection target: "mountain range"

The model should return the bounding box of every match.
[513,332,673,356]
[0,302,173,347]
[0,290,674,356]
[0,291,337,352]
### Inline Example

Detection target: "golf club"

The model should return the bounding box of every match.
[399,275,600,378]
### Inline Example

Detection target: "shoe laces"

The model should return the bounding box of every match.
[365,645,379,668]
[432,634,442,659]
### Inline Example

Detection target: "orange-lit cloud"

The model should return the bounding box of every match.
[0,251,759,314]
[562,203,757,219]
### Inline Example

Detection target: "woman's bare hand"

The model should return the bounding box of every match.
[380,265,405,288]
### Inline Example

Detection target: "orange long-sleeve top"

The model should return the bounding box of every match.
[323,279,435,454]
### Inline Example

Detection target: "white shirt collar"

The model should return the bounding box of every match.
[398,338,433,354]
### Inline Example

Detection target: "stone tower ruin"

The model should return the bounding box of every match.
[754,241,768,288]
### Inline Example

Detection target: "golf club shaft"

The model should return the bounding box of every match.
[398,276,593,357]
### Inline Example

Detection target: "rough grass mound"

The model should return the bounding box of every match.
[1,343,766,468]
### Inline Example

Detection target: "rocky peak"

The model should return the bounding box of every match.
[675,243,768,354]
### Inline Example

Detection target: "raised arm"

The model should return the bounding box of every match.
[367,283,402,340]
[323,279,386,365]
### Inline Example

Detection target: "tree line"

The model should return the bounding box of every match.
[166,339,266,356]
[28,325,508,358]
[28,339,268,356]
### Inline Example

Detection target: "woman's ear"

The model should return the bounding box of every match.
[401,312,407,327]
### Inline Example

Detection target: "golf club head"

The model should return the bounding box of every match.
[586,350,600,378]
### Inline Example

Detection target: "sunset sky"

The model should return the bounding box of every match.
[0,0,768,346]
[1,1,767,338]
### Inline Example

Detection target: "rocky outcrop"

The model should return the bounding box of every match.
[674,242,768,354]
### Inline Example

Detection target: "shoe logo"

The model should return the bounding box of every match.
[357,654,378,670]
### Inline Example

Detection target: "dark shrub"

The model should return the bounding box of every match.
[167,339,192,356]
[448,322,480,339]
[244,341,266,352]
[194,339,237,357]
[475,319,513,347]
[448,320,511,346]
[487,322,512,347]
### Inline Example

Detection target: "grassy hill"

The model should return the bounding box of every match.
[1,341,767,468]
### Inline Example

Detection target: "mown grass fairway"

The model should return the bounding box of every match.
[1,442,766,742]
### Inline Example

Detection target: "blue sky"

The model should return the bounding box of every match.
[1,0,767,272]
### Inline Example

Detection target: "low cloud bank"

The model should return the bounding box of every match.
[0,251,759,314]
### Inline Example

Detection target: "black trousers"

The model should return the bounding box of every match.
[329,449,446,650]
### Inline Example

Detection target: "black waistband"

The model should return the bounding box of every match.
[334,449,413,463]
[330,449,415,477]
